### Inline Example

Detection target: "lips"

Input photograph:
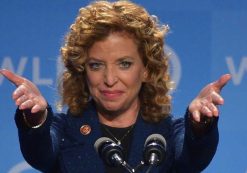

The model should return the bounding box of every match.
[100,90,124,99]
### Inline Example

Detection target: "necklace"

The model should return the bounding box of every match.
[102,125,134,145]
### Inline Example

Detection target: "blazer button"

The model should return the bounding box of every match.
[80,124,91,135]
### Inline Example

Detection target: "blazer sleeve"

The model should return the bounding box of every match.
[15,106,64,172]
[172,110,219,172]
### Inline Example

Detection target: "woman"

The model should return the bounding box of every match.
[0,1,231,173]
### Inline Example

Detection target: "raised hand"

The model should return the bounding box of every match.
[188,74,231,123]
[0,69,47,114]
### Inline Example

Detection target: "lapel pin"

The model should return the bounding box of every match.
[80,124,91,135]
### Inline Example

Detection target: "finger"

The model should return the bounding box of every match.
[207,103,219,116]
[19,100,35,110]
[212,74,231,92]
[0,69,25,86]
[16,95,28,106]
[200,105,213,117]
[211,92,224,105]
[31,104,43,114]
[12,85,26,100]
[191,110,201,122]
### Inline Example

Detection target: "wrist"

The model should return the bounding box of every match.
[23,109,48,129]
[188,111,215,136]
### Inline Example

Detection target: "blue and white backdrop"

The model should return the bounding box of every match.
[0,0,246,172]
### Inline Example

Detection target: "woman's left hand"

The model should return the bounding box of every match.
[188,74,231,123]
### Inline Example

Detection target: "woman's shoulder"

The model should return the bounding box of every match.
[157,114,185,128]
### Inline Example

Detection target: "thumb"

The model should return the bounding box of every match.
[0,69,25,86]
[212,74,231,92]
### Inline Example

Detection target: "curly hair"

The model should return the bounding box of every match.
[60,0,172,123]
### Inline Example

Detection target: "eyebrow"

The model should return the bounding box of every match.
[117,56,134,61]
[86,57,104,63]
[87,56,134,63]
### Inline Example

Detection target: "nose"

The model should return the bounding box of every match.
[103,66,118,87]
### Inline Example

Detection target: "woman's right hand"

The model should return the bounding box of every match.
[0,69,47,114]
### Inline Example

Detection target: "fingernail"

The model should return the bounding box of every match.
[193,111,200,122]
[219,98,224,104]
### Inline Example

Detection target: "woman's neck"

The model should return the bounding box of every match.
[97,102,140,128]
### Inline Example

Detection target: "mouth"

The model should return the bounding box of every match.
[100,90,124,99]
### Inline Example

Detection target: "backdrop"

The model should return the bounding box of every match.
[0,0,246,172]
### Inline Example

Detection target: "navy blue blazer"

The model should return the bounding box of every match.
[15,102,218,173]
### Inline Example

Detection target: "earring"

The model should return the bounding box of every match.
[143,71,148,81]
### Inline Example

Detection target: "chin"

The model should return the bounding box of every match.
[103,105,122,112]
[100,102,124,112]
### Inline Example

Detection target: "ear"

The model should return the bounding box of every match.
[142,69,148,82]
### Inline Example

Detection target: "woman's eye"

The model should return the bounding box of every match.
[119,61,132,69]
[88,62,103,71]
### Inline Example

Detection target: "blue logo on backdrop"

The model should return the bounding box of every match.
[165,45,181,90]
[0,46,182,88]
[226,56,247,85]
[7,162,33,173]
[0,56,54,86]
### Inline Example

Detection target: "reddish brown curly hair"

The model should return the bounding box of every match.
[59,0,172,122]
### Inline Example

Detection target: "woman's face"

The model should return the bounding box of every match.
[85,32,147,114]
